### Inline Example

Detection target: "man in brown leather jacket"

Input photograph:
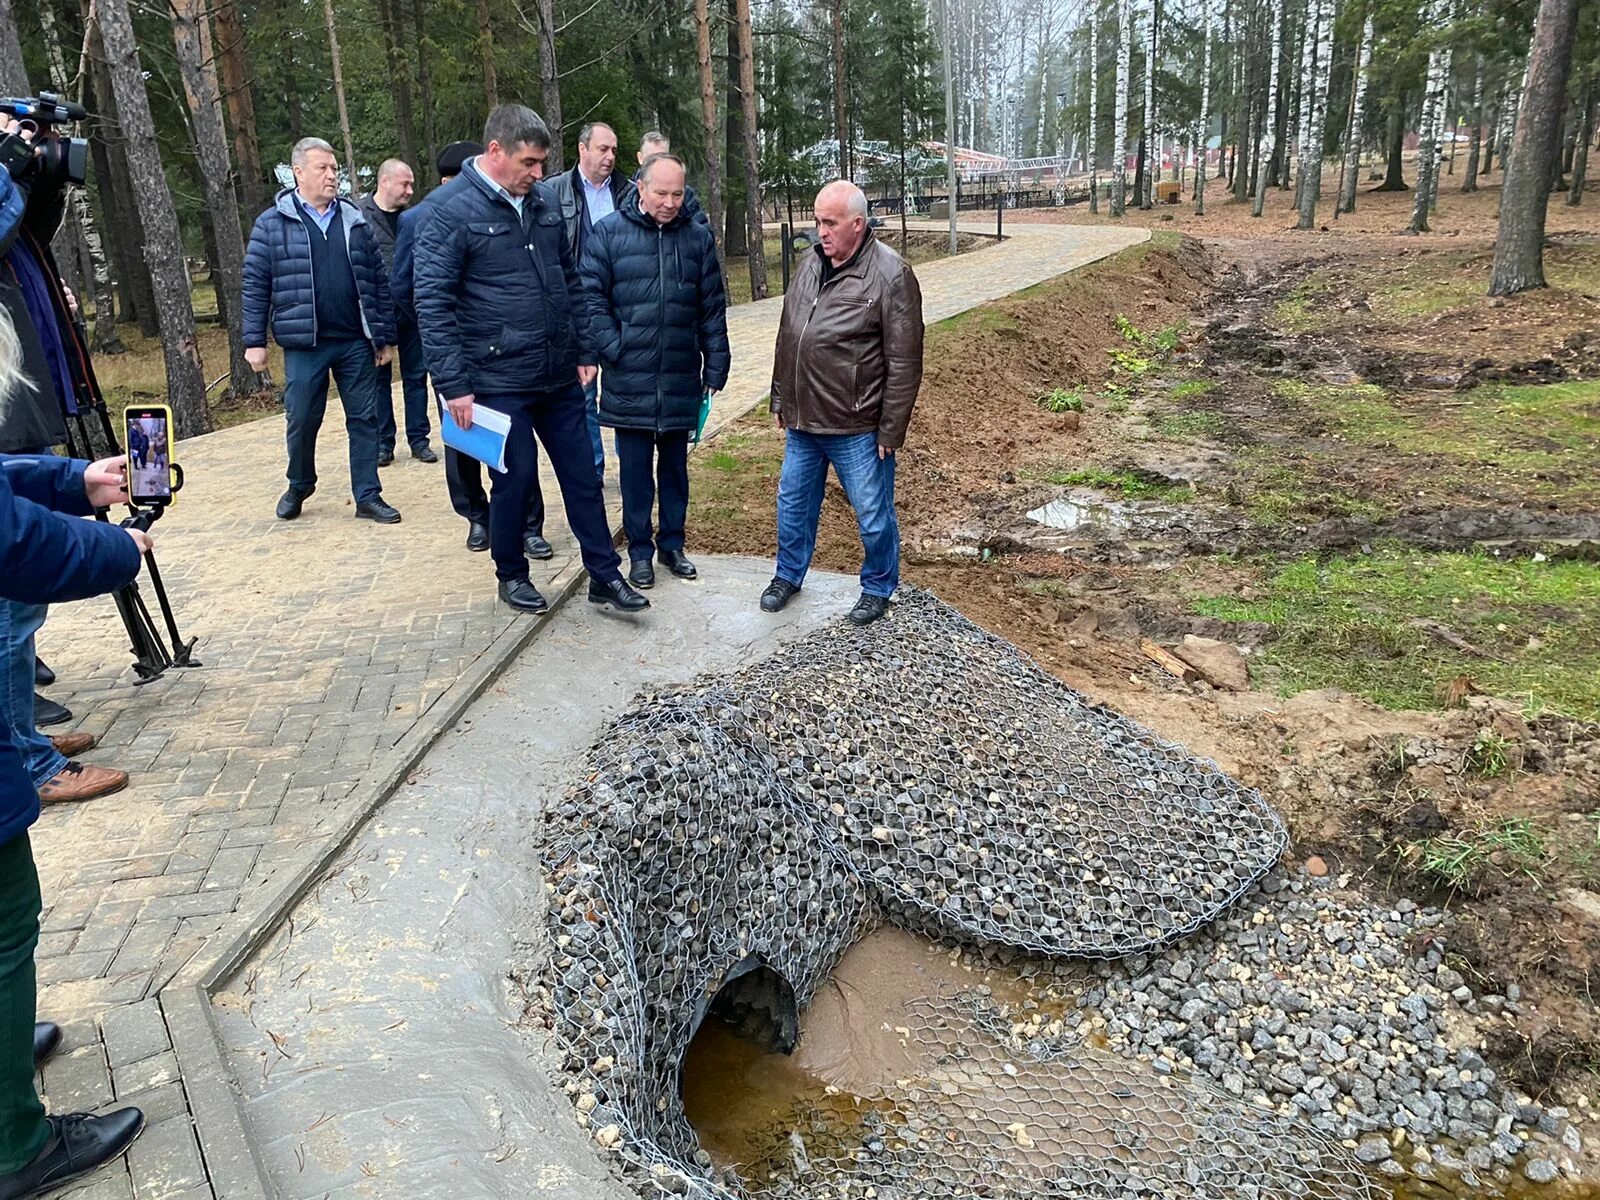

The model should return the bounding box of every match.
[760,180,924,626]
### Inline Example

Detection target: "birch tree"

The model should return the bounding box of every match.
[1195,0,1212,214]
[1112,0,1132,213]
[1253,0,1283,216]
[1462,61,1484,191]
[1140,0,1157,208]
[1338,15,1374,214]
[1089,4,1101,212]
[1408,8,1451,233]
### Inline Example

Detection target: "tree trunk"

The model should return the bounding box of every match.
[734,0,767,300]
[322,0,359,195]
[378,0,419,180]
[35,0,125,353]
[414,0,445,175]
[1253,0,1283,216]
[1409,14,1449,233]
[173,0,262,397]
[723,3,749,260]
[1088,7,1100,213]
[1338,16,1373,213]
[476,0,499,108]
[95,0,212,435]
[213,0,269,226]
[0,0,26,93]
[1140,0,1156,209]
[84,0,160,337]
[1377,102,1408,190]
[1196,0,1211,215]
[1463,61,1484,191]
[1295,0,1330,228]
[1489,0,1580,294]
[1112,0,1130,215]
[694,0,726,272]
[831,0,849,177]
[1568,83,1594,205]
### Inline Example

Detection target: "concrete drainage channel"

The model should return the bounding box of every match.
[179,558,1589,1198]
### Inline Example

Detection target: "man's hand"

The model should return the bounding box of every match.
[375,345,394,367]
[84,455,129,508]
[245,346,269,372]
[61,284,79,319]
[124,527,154,555]
[774,409,786,430]
[447,393,475,430]
[0,115,33,143]
[577,365,597,387]
[878,443,895,460]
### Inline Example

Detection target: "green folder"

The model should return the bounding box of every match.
[691,390,713,445]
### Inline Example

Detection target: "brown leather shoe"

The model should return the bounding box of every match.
[49,732,97,758]
[38,762,128,804]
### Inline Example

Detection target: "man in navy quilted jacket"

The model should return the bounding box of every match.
[579,154,728,589]
[241,138,400,525]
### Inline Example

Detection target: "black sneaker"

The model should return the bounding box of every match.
[759,578,800,613]
[628,558,656,589]
[497,578,549,614]
[0,1108,145,1200]
[355,499,402,524]
[524,533,555,561]
[587,577,650,613]
[411,442,439,463]
[848,593,891,626]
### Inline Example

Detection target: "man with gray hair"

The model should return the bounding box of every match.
[242,137,400,524]
[760,179,924,626]
[414,104,647,616]
[631,132,710,233]
[356,158,435,466]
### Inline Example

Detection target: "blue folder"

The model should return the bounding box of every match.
[438,399,511,472]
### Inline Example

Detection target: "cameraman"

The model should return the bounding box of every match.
[0,305,147,1194]
[0,112,128,805]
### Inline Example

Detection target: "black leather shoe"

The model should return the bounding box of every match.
[497,578,549,614]
[658,549,697,579]
[355,499,402,524]
[0,1108,145,1199]
[33,658,54,687]
[524,533,555,561]
[628,558,656,589]
[33,695,70,728]
[275,489,309,520]
[466,522,490,552]
[411,442,438,463]
[588,577,650,613]
[32,1022,60,1069]
[848,593,891,626]
[759,578,800,613]
[377,447,395,467]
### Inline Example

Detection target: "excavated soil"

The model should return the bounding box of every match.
[688,224,1600,1157]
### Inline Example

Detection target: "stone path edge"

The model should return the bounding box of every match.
[160,552,591,1200]
[153,223,1150,1199]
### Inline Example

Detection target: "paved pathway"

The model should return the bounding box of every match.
[26,220,1144,1198]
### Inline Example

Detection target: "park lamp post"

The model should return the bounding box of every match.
[1055,88,1068,204]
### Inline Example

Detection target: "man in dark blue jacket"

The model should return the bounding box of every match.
[242,137,400,525]
[580,154,729,589]
[391,142,549,558]
[0,451,147,1197]
[414,105,647,617]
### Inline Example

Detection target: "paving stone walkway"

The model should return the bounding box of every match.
[26,219,1144,1198]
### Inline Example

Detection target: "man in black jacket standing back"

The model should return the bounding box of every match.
[413,105,647,616]
[580,154,728,589]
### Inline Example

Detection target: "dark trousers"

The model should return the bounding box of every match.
[443,412,544,537]
[376,317,432,453]
[283,338,384,504]
[0,833,47,1174]
[614,428,689,561]
[484,385,621,585]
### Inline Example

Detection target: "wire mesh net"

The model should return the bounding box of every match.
[541,588,1370,1198]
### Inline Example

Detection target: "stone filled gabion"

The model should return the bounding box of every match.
[542,589,1335,1197]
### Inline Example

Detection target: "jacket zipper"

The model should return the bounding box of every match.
[298,210,318,345]
[655,225,666,432]
[337,208,374,342]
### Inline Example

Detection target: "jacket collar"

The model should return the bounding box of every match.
[618,185,688,231]
[814,226,876,281]
[274,187,365,229]
[462,159,543,216]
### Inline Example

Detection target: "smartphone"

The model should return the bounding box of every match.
[123,404,175,506]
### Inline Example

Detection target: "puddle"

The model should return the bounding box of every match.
[1026,493,1137,534]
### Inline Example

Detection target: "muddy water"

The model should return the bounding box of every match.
[682,926,1600,1199]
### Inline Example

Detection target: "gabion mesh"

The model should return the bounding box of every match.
[541,588,1368,1198]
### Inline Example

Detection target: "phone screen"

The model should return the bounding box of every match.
[125,409,172,504]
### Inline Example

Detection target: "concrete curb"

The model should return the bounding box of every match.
[161,555,590,1199]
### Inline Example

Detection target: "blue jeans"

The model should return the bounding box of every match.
[582,377,604,481]
[282,339,385,503]
[376,317,432,452]
[0,602,65,788]
[775,430,899,598]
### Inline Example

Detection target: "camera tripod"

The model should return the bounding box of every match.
[112,503,199,683]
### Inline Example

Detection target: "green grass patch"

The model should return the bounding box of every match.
[1036,387,1086,413]
[1156,410,1226,439]
[1191,549,1600,720]
[931,306,1023,337]
[1406,818,1547,892]
[1271,271,1333,333]
[1045,467,1192,502]
[1170,380,1216,400]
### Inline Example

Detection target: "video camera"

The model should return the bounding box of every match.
[0,92,88,188]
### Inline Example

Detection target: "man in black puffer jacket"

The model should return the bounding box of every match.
[579,154,728,588]
[414,105,647,617]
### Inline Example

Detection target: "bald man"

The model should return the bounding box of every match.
[762,180,924,627]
